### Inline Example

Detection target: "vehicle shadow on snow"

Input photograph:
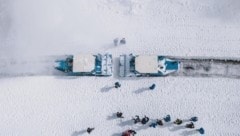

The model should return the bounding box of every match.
[71,130,86,136]
[54,76,79,80]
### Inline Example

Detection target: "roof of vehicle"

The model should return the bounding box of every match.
[72,54,95,72]
[135,55,158,73]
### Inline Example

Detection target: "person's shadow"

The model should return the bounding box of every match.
[112,132,122,136]
[134,87,149,94]
[159,122,174,129]
[71,130,86,136]
[101,86,114,92]
[180,130,198,136]
[118,119,134,127]
[168,125,185,131]
[135,124,149,131]
[107,113,118,120]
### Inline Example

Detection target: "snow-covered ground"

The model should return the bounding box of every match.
[1,0,240,135]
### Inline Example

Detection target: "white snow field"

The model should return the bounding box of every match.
[1,0,240,136]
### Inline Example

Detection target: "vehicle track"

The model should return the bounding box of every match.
[171,57,240,79]
[1,56,240,78]
[0,56,66,77]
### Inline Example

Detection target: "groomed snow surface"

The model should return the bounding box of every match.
[1,0,240,136]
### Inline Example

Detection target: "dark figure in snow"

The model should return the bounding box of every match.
[122,129,137,136]
[116,112,124,118]
[174,119,183,125]
[114,82,121,88]
[190,116,198,122]
[133,115,141,124]
[149,122,157,128]
[128,130,136,135]
[113,38,119,46]
[141,116,150,124]
[87,127,94,134]
[120,38,126,45]
[156,119,163,126]
[149,84,156,90]
[163,115,171,122]
[185,122,195,129]
[196,127,205,135]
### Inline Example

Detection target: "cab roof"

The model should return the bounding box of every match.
[73,54,95,72]
[135,55,158,73]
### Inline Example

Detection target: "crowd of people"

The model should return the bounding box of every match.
[116,113,204,136]
[84,82,205,135]
[85,113,204,135]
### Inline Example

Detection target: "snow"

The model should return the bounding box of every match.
[1,0,240,136]
[73,54,95,73]
[135,55,158,73]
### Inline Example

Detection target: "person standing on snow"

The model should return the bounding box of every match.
[141,115,150,124]
[116,112,124,118]
[174,118,183,125]
[149,84,156,90]
[196,127,205,134]
[128,130,136,135]
[189,116,198,122]
[113,38,119,46]
[120,38,126,45]
[114,82,121,88]
[185,122,195,129]
[87,127,94,134]
[163,115,171,122]
[149,122,158,128]
[133,115,141,124]
[156,119,163,126]
[122,129,137,136]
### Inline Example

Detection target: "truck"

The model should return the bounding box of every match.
[119,54,180,77]
[54,53,112,76]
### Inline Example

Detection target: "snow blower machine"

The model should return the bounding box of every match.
[119,54,180,77]
[55,53,112,76]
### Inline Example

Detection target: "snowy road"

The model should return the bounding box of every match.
[172,57,240,79]
[1,56,240,79]
[0,56,65,77]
